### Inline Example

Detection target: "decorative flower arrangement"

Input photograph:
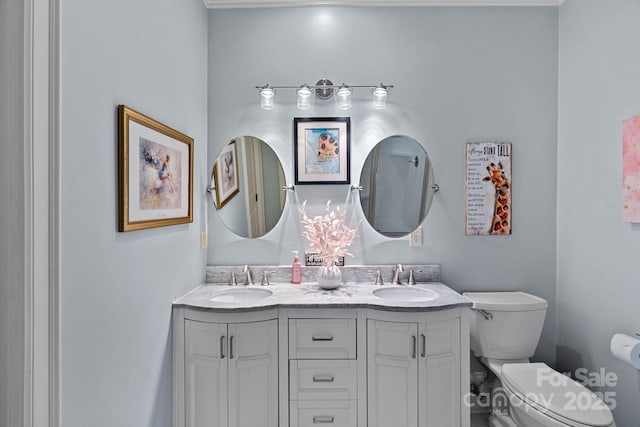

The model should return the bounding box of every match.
[299,200,358,267]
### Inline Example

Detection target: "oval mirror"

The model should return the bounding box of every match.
[210,136,286,238]
[359,135,436,237]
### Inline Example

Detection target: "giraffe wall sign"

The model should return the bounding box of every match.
[465,142,512,235]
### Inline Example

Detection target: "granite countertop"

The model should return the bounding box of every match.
[173,281,472,313]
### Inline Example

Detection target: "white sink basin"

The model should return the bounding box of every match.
[372,287,439,302]
[209,287,273,303]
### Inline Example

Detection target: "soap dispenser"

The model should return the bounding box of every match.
[291,250,302,284]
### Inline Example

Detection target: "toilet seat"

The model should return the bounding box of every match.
[501,363,614,427]
[481,357,530,377]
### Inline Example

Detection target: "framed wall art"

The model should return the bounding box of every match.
[211,140,240,210]
[118,105,193,232]
[294,117,350,185]
[623,116,640,222]
[465,142,512,236]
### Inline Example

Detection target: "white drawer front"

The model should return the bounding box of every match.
[289,319,356,359]
[290,400,357,427]
[290,360,357,401]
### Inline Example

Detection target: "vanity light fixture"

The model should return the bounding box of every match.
[256,79,393,110]
[336,84,352,110]
[259,85,275,110]
[372,84,389,109]
[296,84,312,110]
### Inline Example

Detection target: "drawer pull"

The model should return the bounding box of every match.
[313,416,335,424]
[229,336,234,359]
[220,335,225,359]
[311,335,334,342]
[421,334,426,358]
[312,375,335,383]
[412,335,417,359]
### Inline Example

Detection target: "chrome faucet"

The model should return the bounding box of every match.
[243,265,254,286]
[260,271,271,286]
[391,264,404,285]
[407,269,416,286]
[374,270,384,286]
[228,271,238,286]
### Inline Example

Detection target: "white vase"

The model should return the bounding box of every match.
[317,264,342,290]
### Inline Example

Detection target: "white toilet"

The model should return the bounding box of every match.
[464,291,615,427]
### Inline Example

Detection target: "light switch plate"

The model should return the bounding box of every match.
[410,227,422,247]
[200,231,207,250]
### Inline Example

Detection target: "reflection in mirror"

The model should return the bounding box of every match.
[359,135,436,237]
[210,136,286,238]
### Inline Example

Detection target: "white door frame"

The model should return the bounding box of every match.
[241,137,266,238]
[22,0,60,426]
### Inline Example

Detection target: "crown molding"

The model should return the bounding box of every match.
[203,0,564,8]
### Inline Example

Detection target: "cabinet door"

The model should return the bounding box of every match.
[227,319,278,427]
[184,320,227,427]
[419,318,460,427]
[367,320,418,427]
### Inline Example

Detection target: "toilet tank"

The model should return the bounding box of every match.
[463,292,548,360]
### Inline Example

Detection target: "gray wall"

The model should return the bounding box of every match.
[60,0,208,425]
[208,6,559,363]
[0,1,25,425]
[557,1,640,424]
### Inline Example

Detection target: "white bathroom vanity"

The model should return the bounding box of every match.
[172,266,471,427]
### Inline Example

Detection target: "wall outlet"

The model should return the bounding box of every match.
[200,231,207,250]
[410,227,423,247]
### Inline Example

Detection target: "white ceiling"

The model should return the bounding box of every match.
[203,0,564,8]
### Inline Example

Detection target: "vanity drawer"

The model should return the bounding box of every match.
[290,400,357,427]
[289,319,356,360]
[290,360,357,400]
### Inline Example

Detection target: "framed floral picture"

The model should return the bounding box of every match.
[118,105,193,232]
[294,117,351,185]
[623,116,640,222]
[211,140,240,209]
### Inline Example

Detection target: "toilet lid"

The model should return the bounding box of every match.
[501,363,613,427]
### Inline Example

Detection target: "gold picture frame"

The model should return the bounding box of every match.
[118,105,194,232]
[211,140,240,210]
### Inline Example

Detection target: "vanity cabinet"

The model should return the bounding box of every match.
[173,298,469,427]
[175,310,278,427]
[367,314,461,427]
